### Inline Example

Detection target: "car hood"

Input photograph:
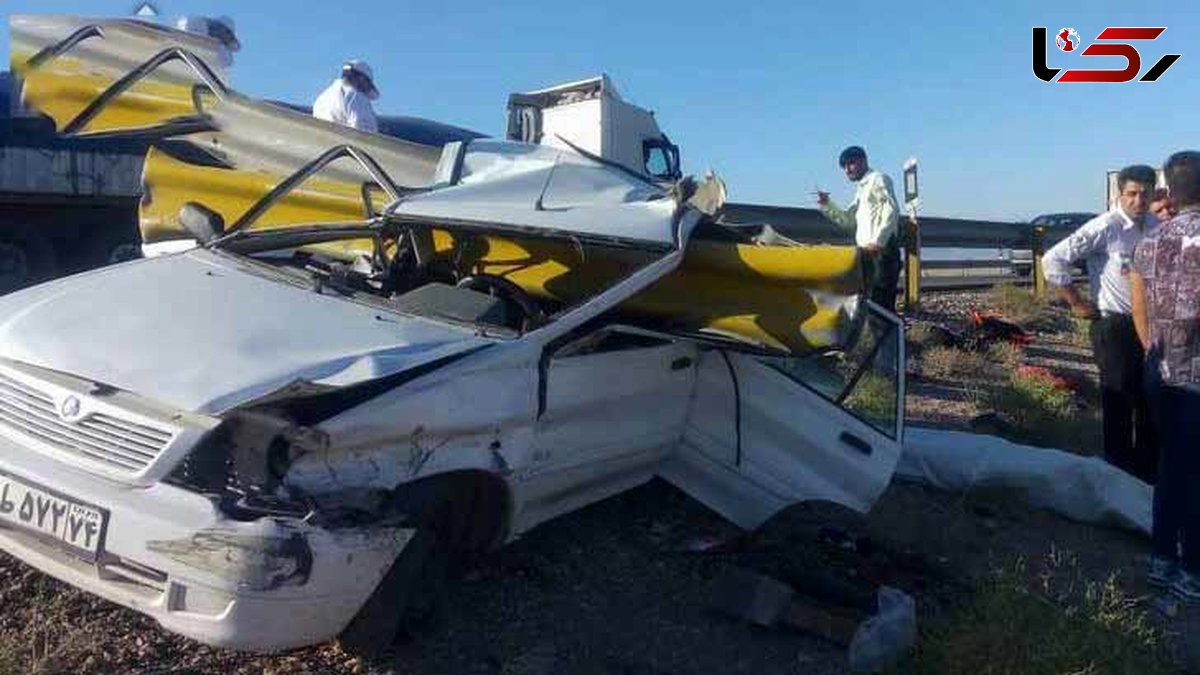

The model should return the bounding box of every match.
[0,250,491,414]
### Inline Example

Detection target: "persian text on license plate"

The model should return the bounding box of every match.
[0,471,107,559]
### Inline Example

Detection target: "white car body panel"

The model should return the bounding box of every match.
[665,332,904,529]
[392,140,677,246]
[285,345,541,496]
[0,429,410,651]
[514,337,698,532]
[141,239,199,258]
[0,250,492,415]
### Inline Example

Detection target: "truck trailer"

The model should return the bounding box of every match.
[1,70,147,295]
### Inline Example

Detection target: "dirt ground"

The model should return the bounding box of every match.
[0,477,1173,675]
[0,290,1190,674]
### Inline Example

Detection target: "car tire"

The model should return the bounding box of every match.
[0,230,57,295]
[337,472,508,657]
[337,524,449,658]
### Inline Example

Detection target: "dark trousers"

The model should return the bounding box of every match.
[1151,385,1200,570]
[868,241,901,313]
[1089,313,1157,483]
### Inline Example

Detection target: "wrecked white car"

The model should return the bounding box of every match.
[0,15,905,653]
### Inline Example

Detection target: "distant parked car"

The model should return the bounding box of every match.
[1011,212,1097,277]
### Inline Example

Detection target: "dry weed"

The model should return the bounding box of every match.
[919,346,988,381]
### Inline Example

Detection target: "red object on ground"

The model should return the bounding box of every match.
[1016,364,1073,391]
[967,309,1033,346]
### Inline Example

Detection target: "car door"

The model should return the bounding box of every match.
[661,301,904,529]
[511,326,698,532]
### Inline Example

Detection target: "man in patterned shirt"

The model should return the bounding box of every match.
[1131,150,1200,600]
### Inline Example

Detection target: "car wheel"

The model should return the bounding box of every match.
[337,524,449,658]
[0,231,57,295]
[337,472,509,657]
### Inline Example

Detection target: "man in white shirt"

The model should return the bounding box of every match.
[312,60,380,133]
[1042,164,1158,483]
[817,146,901,311]
[174,15,240,68]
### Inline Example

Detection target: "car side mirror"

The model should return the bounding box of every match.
[178,202,225,243]
[643,136,682,182]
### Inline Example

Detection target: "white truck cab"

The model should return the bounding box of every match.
[506,74,681,182]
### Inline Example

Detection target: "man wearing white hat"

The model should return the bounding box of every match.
[174,15,240,68]
[312,60,380,133]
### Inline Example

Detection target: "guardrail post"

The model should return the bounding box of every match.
[900,157,921,312]
[904,213,920,310]
[1032,224,1047,299]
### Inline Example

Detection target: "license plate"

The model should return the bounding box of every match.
[0,470,108,560]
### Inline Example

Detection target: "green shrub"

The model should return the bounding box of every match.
[986,341,1024,371]
[1007,366,1073,417]
[1070,316,1093,348]
[906,323,942,352]
[907,557,1172,675]
[0,639,23,675]
[990,282,1044,325]
[985,365,1100,450]
[919,346,988,381]
[844,372,897,430]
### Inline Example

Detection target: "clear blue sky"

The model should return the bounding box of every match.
[3,0,1196,221]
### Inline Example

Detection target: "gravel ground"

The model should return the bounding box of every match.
[1,475,1176,675]
[0,481,853,675]
[903,289,1102,450]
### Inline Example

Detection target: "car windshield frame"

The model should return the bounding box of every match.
[211,214,677,342]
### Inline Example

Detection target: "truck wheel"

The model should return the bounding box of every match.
[84,227,143,267]
[0,232,57,295]
[105,242,143,264]
[337,525,448,658]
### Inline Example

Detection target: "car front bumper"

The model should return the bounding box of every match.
[0,432,412,652]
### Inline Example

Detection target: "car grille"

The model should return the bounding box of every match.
[0,372,174,472]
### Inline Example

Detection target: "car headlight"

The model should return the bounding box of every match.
[167,411,328,519]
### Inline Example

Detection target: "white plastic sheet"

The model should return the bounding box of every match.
[899,427,1152,536]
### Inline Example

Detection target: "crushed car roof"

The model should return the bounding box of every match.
[389,140,681,246]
